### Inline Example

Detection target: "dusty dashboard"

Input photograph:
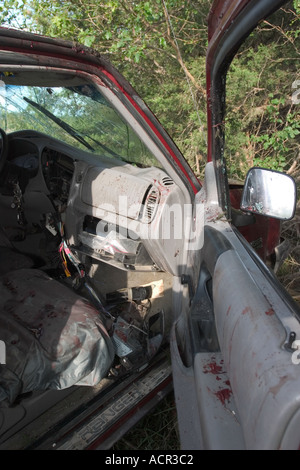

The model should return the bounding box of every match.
[4,133,186,275]
[65,161,186,275]
[2,137,40,194]
[4,135,74,204]
[41,147,74,206]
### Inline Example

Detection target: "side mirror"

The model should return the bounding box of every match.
[240,167,297,220]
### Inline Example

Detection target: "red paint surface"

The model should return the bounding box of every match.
[230,187,281,261]
[206,0,251,162]
[101,69,199,194]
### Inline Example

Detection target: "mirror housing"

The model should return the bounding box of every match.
[240,167,297,221]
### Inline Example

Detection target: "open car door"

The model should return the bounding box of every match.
[0,0,298,451]
[170,0,300,450]
[0,10,201,449]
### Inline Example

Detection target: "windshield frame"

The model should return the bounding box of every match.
[0,66,163,169]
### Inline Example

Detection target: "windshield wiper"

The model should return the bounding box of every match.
[23,97,95,151]
[23,97,119,157]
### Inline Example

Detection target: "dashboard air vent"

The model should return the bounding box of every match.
[161,176,174,186]
[144,186,159,222]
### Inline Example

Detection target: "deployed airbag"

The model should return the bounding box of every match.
[0,269,115,405]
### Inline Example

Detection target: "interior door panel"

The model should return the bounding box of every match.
[172,218,300,449]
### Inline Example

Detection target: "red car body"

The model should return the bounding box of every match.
[0,0,298,451]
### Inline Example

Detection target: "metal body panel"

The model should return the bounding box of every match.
[0,0,298,451]
[206,0,287,213]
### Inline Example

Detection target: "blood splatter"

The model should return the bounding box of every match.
[242,307,251,315]
[203,361,224,375]
[265,308,275,316]
[214,387,232,405]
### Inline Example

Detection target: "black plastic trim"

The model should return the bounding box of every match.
[202,225,233,275]
[186,226,233,355]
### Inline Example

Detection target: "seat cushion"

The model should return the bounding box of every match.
[0,268,115,404]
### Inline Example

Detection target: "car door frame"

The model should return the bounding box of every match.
[170,0,300,450]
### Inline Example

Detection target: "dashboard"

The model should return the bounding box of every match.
[41,147,74,205]
[2,131,186,275]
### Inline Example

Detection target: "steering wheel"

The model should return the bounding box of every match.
[0,128,8,174]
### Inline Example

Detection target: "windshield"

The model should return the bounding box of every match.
[0,70,160,167]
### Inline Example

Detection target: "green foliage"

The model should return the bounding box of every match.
[252,97,300,171]
[0,0,299,179]
[224,5,300,180]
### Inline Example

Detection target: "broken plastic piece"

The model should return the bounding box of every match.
[111,310,165,372]
[106,286,152,304]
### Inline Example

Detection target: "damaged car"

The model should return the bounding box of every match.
[0,0,299,450]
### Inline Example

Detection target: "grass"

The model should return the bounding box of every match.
[112,391,180,450]
[277,212,300,299]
